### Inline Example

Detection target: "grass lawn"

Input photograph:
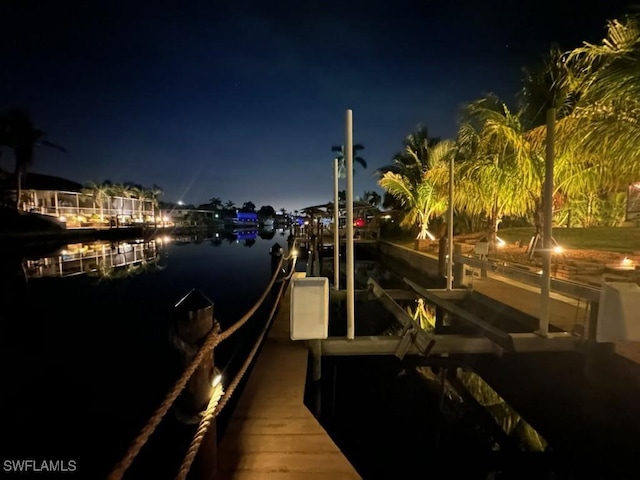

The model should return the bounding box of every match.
[497,227,640,253]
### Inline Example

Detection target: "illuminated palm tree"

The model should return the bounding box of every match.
[378,140,454,239]
[0,108,66,208]
[441,95,535,244]
[147,184,163,224]
[82,181,110,221]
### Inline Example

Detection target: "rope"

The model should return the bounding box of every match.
[276,256,298,283]
[173,382,225,480]
[216,255,284,343]
[109,245,294,480]
[107,322,221,480]
[175,278,288,480]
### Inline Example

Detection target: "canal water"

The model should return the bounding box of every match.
[0,228,287,479]
[2,232,639,479]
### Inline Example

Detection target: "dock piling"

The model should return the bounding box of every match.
[172,289,219,480]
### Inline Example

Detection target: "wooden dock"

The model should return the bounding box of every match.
[217,274,361,480]
[471,276,591,335]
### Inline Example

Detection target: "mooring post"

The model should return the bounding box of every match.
[173,289,219,480]
[309,339,322,381]
[270,242,284,276]
[453,243,464,288]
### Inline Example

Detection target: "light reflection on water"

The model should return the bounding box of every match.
[0,227,289,479]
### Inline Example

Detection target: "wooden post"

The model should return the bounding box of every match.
[309,339,322,381]
[453,244,464,288]
[270,242,283,276]
[173,289,219,480]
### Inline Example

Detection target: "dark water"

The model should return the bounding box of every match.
[3,234,640,480]
[310,246,640,480]
[0,228,289,479]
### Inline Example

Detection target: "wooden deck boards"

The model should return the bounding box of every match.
[217,275,361,480]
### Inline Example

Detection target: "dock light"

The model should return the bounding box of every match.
[553,245,563,254]
[212,367,222,388]
[621,257,634,268]
[291,249,299,257]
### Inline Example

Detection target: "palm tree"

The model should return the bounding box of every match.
[209,197,223,210]
[147,184,163,224]
[224,200,236,210]
[0,108,66,208]
[445,95,535,244]
[332,144,366,178]
[376,125,441,188]
[242,201,256,212]
[378,140,455,239]
[363,190,382,208]
[525,27,640,227]
[82,181,110,221]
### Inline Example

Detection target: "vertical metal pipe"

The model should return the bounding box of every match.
[345,110,355,340]
[447,153,454,291]
[539,107,556,337]
[334,158,340,291]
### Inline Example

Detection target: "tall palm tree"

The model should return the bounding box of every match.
[143,184,162,224]
[224,200,236,210]
[444,95,534,244]
[332,144,366,178]
[376,125,441,188]
[524,25,640,226]
[0,108,66,208]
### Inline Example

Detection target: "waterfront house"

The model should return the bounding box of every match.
[1,170,156,228]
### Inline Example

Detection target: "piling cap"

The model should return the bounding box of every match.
[270,242,283,255]
[174,288,214,312]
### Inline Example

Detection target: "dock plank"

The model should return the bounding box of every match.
[218,274,361,479]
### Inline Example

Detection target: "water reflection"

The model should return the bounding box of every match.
[172,227,282,248]
[23,239,161,279]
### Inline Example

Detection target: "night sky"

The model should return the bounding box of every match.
[0,0,634,211]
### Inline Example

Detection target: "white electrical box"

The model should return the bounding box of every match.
[596,281,640,342]
[290,276,329,340]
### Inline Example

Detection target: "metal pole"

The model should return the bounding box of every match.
[446,153,454,291]
[538,107,555,337]
[333,158,340,291]
[345,109,355,340]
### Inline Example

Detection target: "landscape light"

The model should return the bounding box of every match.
[496,236,506,248]
[212,367,222,388]
[553,245,563,254]
[621,257,634,268]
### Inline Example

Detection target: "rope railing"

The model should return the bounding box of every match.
[175,277,288,480]
[107,247,297,480]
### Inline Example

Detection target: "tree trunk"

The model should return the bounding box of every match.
[16,170,22,209]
